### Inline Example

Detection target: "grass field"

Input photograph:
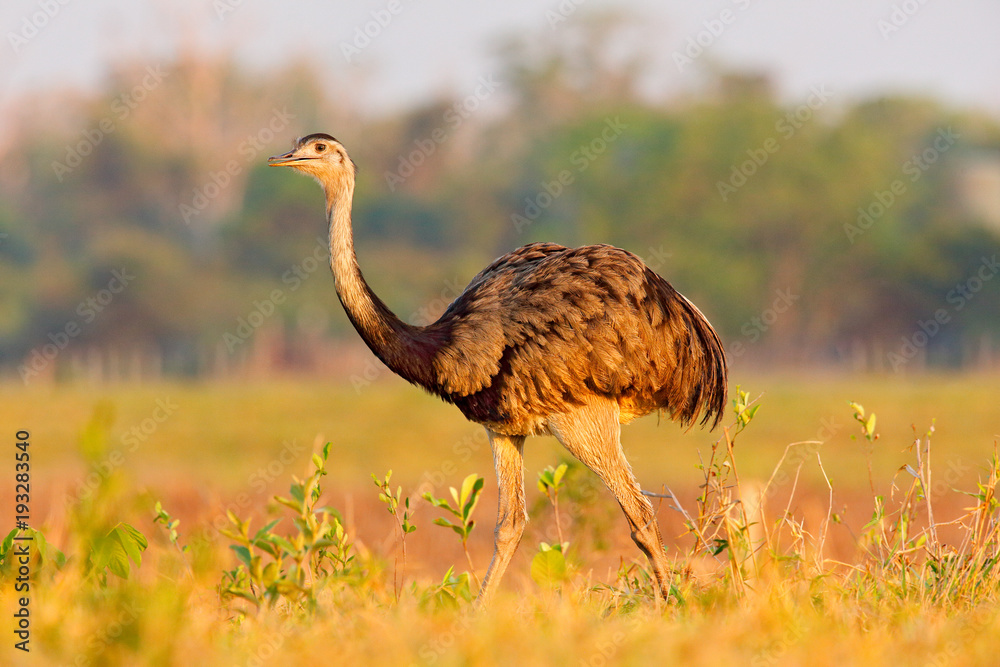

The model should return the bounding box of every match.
[3,372,1000,665]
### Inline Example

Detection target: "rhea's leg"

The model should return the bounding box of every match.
[476,429,527,604]
[548,400,672,599]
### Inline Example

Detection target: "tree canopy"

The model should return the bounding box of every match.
[2,36,999,380]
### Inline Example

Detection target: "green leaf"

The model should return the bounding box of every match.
[423,493,456,514]
[864,414,877,438]
[0,528,17,561]
[433,517,457,531]
[262,562,280,587]
[231,545,253,569]
[218,528,248,545]
[274,495,302,512]
[79,401,116,463]
[530,548,567,588]
[116,524,147,563]
[253,519,282,541]
[267,534,298,555]
[253,541,278,558]
[538,465,565,494]
[460,475,484,520]
[0,528,65,570]
[552,463,567,488]
[44,540,68,568]
[93,523,148,580]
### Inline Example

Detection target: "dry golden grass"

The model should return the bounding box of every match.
[3,373,1000,666]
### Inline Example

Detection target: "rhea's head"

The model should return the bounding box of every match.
[268,133,357,192]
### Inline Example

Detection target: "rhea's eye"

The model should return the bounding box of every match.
[315,143,327,153]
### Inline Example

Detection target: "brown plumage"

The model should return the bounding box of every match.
[269,133,728,602]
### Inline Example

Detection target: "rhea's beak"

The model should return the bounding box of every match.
[267,149,308,167]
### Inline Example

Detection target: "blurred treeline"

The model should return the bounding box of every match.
[2,26,1000,381]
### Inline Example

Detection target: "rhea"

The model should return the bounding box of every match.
[268,134,727,601]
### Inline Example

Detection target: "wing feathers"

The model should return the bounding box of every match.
[420,243,727,430]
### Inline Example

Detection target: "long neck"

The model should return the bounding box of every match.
[325,178,437,389]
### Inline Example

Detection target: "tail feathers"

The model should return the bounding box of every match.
[674,292,729,430]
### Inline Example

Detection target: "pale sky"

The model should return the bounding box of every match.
[1,0,998,118]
